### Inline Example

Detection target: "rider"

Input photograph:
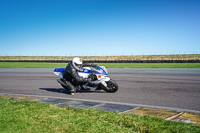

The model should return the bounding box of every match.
[62,57,97,94]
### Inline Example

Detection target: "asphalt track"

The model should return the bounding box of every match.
[0,68,200,112]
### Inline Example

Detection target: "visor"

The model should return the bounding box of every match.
[75,63,81,68]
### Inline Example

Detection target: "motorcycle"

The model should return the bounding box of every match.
[53,65,118,94]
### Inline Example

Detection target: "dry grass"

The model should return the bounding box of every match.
[0,54,199,61]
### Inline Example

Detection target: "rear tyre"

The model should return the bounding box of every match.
[101,79,118,93]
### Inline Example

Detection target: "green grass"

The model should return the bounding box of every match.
[0,62,66,68]
[0,98,199,133]
[98,63,200,68]
[0,62,200,68]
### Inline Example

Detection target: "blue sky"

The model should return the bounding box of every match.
[0,0,199,56]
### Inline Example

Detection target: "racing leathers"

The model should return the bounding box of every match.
[62,61,95,93]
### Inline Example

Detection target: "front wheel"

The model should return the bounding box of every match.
[101,79,118,93]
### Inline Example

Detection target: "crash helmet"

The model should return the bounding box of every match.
[72,57,83,70]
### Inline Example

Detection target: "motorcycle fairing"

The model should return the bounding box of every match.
[79,67,108,75]
[53,66,108,79]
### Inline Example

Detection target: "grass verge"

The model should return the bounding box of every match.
[0,62,200,68]
[0,98,199,133]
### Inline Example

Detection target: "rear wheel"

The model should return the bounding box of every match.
[101,79,118,93]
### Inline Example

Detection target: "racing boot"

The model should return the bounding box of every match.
[67,82,76,95]
[70,89,75,95]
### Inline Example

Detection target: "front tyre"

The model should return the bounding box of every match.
[102,79,118,93]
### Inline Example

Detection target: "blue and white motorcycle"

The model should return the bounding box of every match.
[53,65,118,93]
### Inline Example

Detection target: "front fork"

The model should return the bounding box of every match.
[83,77,110,91]
[99,77,110,88]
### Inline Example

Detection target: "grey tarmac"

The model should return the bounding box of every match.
[0,68,200,112]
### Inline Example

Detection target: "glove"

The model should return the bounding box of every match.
[94,64,99,69]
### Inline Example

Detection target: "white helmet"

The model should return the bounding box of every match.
[72,57,83,70]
